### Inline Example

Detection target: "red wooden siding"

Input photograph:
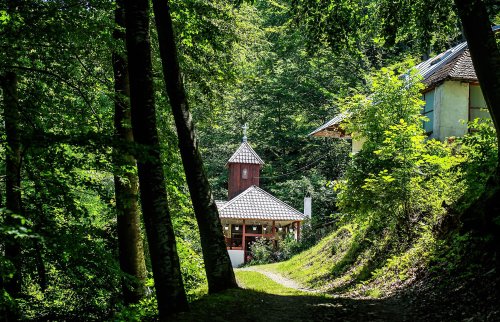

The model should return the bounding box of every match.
[228,163,260,199]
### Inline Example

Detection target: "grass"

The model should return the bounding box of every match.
[172,271,327,321]
[268,225,357,290]
[172,270,404,321]
[261,222,446,298]
[234,271,306,296]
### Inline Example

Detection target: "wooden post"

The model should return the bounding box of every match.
[228,223,232,250]
[296,221,301,241]
[272,220,276,248]
[242,220,246,263]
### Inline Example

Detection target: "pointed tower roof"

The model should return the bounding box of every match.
[217,185,304,221]
[226,141,264,166]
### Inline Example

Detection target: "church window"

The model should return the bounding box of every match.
[242,168,248,179]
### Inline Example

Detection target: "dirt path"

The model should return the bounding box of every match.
[238,266,317,292]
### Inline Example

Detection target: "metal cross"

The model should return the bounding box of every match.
[242,123,248,142]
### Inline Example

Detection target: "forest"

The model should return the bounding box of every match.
[0,0,499,321]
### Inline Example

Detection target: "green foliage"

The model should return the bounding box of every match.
[249,237,275,264]
[276,233,302,261]
[201,0,353,227]
[176,238,208,301]
[1,0,240,319]
[453,118,498,211]
[290,0,465,58]
[249,232,307,265]
[335,65,462,243]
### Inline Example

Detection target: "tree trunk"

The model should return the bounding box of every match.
[151,0,237,293]
[2,71,23,298]
[113,0,148,305]
[33,240,47,292]
[454,0,500,162]
[454,0,500,273]
[123,0,188,318]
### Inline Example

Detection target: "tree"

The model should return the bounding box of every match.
[452,0,500,273]
[112,0,147,305]
[1,71,22,321]
[151,0,237,293]
[1,3,23,319]
[123,0,188,317]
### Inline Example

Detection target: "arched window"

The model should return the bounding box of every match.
[242,168,248,179]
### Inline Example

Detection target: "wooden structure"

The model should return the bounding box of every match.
[216,137,305,267]
[226,139,264,199]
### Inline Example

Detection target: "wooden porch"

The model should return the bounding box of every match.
[222,219,301,263]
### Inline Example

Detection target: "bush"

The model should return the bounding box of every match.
[249,237,275,264]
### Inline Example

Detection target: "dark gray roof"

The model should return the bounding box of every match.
[216,186,304,221]
[415,42,469,84]
[227,142,264,165]
[416,25,499,87]
[415,42,479,87]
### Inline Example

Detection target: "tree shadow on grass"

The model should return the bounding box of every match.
[172,287,409,322]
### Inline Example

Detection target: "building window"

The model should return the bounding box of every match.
[469,85,490,122]
[242,168,248,179]
[423,90,434,134]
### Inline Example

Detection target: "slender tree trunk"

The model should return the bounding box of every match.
[454,0,500,273]
[123,0,188,318]
[151,0,237,293]
[113,0,147,305]
[33,241,47,292]
[1,71,22,321]
[2,71,23,296]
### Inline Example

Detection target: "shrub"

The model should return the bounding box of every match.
[249,237,275,264]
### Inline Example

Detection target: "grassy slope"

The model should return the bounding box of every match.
[264,225,363,292]
[261,224,439,297]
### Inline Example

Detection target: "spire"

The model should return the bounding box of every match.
[242,123,248,142]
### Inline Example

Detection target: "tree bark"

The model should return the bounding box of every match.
[123,0,188,318]
[113,0,147,305]
[151,0,237,293]
[1,71,23,298]
[454,0,500,163]
[454,0,500,273]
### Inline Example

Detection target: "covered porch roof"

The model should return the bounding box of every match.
[308,113,350,138]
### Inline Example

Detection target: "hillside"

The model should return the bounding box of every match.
[258,225,500,320]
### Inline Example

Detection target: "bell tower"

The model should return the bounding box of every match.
[226,125,264,199]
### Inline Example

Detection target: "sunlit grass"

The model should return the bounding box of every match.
[235,271,306,296]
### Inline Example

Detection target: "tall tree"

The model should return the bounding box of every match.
[123,0,188,318]
[1,0,23,307]
[151,0,237,293]
[112,0,147,305]
[1,70,22,321]
[453,0,500,272]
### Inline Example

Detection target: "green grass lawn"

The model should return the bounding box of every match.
[235,271,307,296]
